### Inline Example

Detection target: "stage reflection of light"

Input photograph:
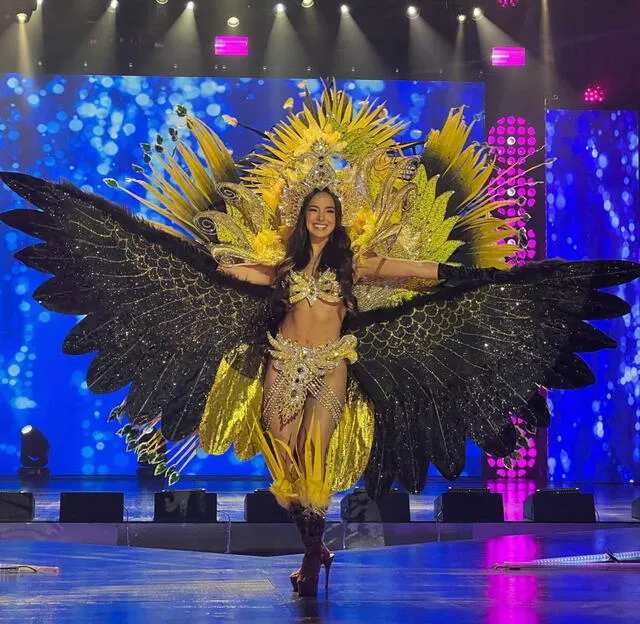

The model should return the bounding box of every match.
[485,534,540,624]
[487,479,538,521]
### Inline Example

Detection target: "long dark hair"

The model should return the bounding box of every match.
[271,187,357,325]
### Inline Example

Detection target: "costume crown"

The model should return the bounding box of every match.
[277,139,346,226]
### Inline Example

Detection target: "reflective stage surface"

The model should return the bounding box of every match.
[1,527,639,624]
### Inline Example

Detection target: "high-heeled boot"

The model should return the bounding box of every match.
[289,505,333,597]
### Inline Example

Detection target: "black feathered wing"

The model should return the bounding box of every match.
[0,173,271,450]
[349,260,640,497]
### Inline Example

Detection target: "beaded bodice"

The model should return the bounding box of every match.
[287,268,343,306]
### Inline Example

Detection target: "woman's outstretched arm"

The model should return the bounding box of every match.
[218,262,276,285]
[356,255,440,281]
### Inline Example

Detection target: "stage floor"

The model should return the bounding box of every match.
[0,475,638,522]
[1,527,639,623]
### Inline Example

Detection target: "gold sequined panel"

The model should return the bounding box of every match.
[263,332,358,430]
[287,268,342,305]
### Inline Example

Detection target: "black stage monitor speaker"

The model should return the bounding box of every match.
[244,489,291,523]
[0,491,34,522]
[523,488,596,522]
[434,487,504,522]
[154,489,217,523]
[59,492,124,523]
[632,497,640,521]
[340,488,411,523]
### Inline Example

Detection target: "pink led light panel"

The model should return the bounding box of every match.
[491,47,526,67]
[583,84,605,103]
[214,36,249,57]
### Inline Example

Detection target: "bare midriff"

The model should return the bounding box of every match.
[278,300,346,347]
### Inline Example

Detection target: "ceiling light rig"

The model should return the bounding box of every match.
[107,0,118,12]
[406,5,419,19]
[301,0,314,7]
[472,7,484,20]
[340,4,350,14]
[227,16,239,28]
[275,2,286,13]
[186,1,194,9]
[457,14,467,23]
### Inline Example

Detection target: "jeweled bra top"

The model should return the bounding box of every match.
[287,268,343,306]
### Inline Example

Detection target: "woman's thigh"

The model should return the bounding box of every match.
[300,359,348,457]
[262,356,302,448]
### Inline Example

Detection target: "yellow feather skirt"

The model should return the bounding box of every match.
[199,343,375,510]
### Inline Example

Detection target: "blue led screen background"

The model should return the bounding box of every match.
[546,109,639,482]
[0,75,485,477]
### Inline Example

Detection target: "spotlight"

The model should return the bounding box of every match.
[107,0,118,12]
[406,5,419,19]
[155,0,168,4]
[14,1,37,23]
[301,0,314,6]
[340,4,350,14]
[227,16,240,28]
[19,425,51,478]
[186,1,194,9]
[472,7,484,20]
[275,2,286,13]
[37,0,43,6]
[457,13,467,22]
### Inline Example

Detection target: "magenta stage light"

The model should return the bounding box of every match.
[491,47,526,67]
[583,84,605,103]
[214,36,249,57]
[496,0,519,6]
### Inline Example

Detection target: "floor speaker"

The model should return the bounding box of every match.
[154,489,217,523]
[59,492,124,522]
[0,491,34,522]
[244,489,291,523]
[434,487,504,522]
[340,488,411,522]
[523,489,596,522]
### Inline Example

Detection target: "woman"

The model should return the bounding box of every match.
[220,187,440,596]
[2,85,637,601]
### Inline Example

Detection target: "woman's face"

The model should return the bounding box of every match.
[305,191,337,241]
